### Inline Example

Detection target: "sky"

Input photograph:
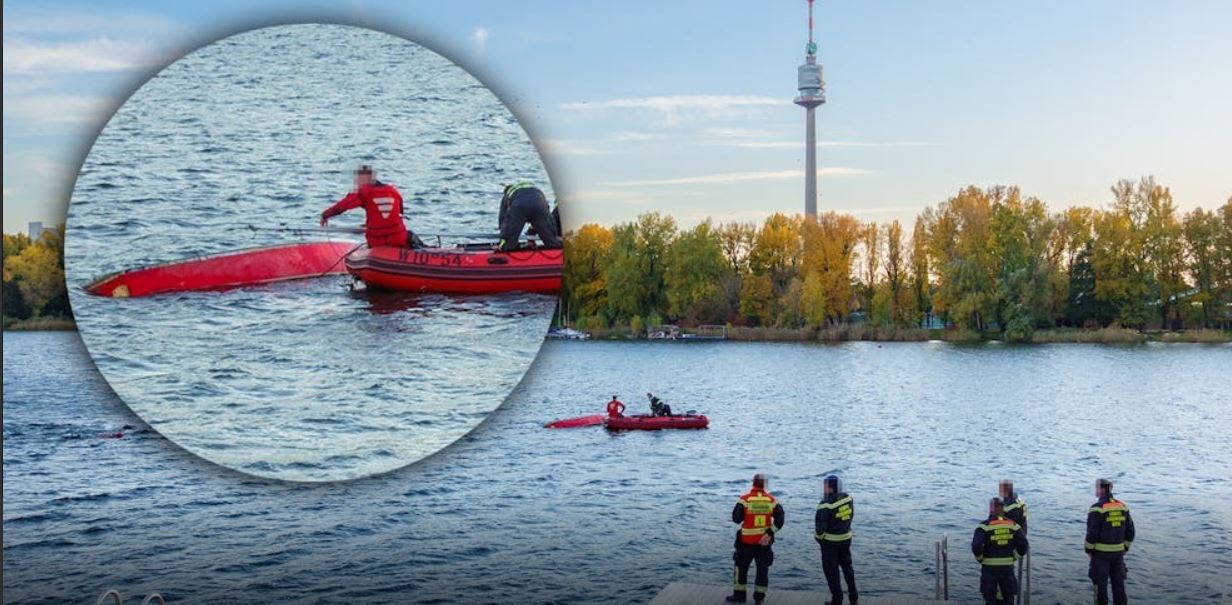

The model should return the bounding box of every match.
[4,0,1232,233]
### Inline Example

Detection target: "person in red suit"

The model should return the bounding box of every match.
[606,395,626,418]
[320,165,423,248]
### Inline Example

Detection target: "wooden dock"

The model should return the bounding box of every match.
[648,582,969,605]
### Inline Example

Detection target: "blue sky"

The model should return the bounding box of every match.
[4,0,1231,233]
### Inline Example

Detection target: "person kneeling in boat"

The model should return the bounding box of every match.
[496,181,562,252]
[320,165,425,248]
[647,393,673,417]
[607,395,626,418]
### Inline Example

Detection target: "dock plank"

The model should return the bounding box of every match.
[648,582,969,605]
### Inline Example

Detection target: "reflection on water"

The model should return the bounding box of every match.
[4,335,1230,604]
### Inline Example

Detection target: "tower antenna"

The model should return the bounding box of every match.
[794,0,826,217]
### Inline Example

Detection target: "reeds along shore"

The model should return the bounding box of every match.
[577,324,1231,343]
[560,178,1232,342]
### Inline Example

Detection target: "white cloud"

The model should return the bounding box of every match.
[726,141,801,149]
[3,37,160,74]
[568,189,652,205]
[604,167,871,187]
[2,12,179,36]
[726,141,942,148]
[538,139,611,157]
[472,27,489,55]
[562,94,784,126]
[4,94,114,127]
[703,127,783,139]
[612,131,666,142]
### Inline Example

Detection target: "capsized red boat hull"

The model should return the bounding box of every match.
[604,414,709,430]
[84,240,359,298]
[544,414,607,429]
[346,245,562,294]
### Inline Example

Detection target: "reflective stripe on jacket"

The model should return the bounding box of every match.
[734,488,783,545]
[815,493,854,542]
[972,515,1028,567]
[1085,498,1134,554]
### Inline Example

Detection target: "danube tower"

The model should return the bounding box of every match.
[794,0,826,217]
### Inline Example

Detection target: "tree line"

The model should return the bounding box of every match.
[3,227,72,323]
[561,177,1232,339]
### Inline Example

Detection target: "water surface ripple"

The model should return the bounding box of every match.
[5,335,1230,603]
[63,25,554,480]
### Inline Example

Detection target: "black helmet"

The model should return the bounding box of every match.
[1096,478,1113,495]
[824,475,841,492]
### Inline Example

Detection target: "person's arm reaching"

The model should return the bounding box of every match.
[321,192,363,225]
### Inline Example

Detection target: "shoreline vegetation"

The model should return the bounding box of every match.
[560,177,1232,344]
[4,226,72,332]
[578,324,1231,344]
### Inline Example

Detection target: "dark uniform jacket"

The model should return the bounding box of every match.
[971,514,1028,567]
[814,492,854,544]
[1085,496,1134,557]
[1003,494,1027,533]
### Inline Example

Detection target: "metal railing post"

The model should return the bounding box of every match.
[98,590,123,605]
[1025,551,1031,605]
[942,533,950,600]
[935,539,942,599]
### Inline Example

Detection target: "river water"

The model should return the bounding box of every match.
[4,333,1230,604]
[63,24,555,481]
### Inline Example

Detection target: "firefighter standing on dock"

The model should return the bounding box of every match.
[999,479,1027,534]
[971,497,1029,605]
[1086,479,1135,605]
[815,475,858,605]
[727,474,784,603]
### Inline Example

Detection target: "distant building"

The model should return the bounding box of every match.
[27,222,54,241]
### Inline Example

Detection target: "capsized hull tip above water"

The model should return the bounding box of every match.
[345,245,563,295]
[83,240,360,298]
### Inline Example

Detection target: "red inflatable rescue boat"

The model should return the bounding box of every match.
[84,240,358,298]
[345,245,562,294]
[603,414,709,431]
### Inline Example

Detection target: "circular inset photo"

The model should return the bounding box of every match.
[65,24,564,481]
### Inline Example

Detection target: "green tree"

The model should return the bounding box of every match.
[909,216,931,325]
[4,238,66,317]
[926,186,997,330]
[717,221,756,274]
[748,213,800,290]
[739,273,774,325]
[562,224,613,322]
[1091,209,1150,327]
[664,221,728,323]
[1183,207,1220,328]
[990,189,1056,338]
